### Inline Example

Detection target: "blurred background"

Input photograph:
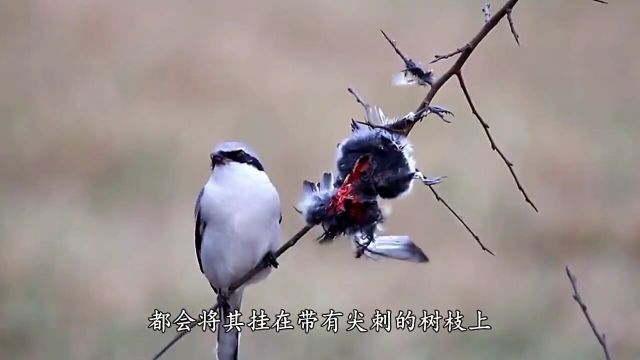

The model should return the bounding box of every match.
[1,0,639,359]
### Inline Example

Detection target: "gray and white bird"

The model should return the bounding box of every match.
[195,141,281,360]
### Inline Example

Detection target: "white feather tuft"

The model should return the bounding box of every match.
[297,173,337,225]
[392,71,416,87]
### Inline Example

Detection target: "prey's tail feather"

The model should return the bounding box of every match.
[353,235,429,263]
[217,290,243,360]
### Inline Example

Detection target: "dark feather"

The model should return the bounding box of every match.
[302,180,317,195]
[194,188,206,274]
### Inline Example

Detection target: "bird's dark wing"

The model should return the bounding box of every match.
[279,213,282,224]
[195,188,206,274]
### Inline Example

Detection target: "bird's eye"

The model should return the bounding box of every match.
[220,150,244,162]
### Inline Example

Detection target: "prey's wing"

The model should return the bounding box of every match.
[194,187,206,274]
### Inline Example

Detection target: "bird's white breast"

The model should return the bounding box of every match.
[199,163,281,289]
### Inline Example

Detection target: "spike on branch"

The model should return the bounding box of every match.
[416,173,494,255]
[506,9,520,45]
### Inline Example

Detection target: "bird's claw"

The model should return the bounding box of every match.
[263,251,279,269]
[423,176,446,186]
[414,172,447,186]
[427,105,454,123]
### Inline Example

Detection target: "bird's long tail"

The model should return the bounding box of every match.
[217,289,243,360]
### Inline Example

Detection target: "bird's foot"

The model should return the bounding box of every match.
[263,251,279,269]
[414,171,447,186]
[427,105,454,123]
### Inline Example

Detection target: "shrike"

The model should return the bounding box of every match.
[195,142,281,360]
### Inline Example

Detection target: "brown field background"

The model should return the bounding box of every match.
[1,1,639,359]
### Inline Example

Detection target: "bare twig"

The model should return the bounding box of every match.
[456,72,537,211]
[430,44,471,64]
[380,29,434,87]
[565,266,612,360]
[380,29,410,64]
[593,0,608,4]
[506,9,520,45]
[151,303,221,360]
[427,184,494,255]
[152,225,314,359]
[382,0,538,212]
[347,87,368,111]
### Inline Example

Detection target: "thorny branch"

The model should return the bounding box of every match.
[382,0,539,212]
[380,30,433,87]
[430,45,470,64]
[396,0,608,209]
[346,86,491,255]
[347,87,369,110]
[506,9,520,45]
[455,73,536,211]
[565,266,612,360]
[154,0,609,357]
[426,184,493,255]
[152,225,314,359]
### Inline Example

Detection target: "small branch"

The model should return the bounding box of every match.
[506,9,520,45]
[152,224,315,359]
[380,29,410,64]
[413,0,520,127]
[430,44,471,64]
[272,225,314,260]
[347,87,369,111]
[388,0,538,211]
[565,266,612,360]
[380,30,434,86]
[427,184,494,255]
[593,0,608,4]
[456,72,537,212]
[151,303,221,360]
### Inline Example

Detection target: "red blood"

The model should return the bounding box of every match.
[328,155,371,219]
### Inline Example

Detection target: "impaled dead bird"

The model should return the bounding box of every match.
[297,146,434,264]
[298,157,382,242]
[297,162,427,263]
[296,91,451,263]
[336,93,449,199]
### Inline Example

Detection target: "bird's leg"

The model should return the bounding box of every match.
[262,251,279,269]
[354,227,376,259]
[216,289,230,314]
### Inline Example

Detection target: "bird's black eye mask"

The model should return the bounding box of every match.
[211,150,265,171]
